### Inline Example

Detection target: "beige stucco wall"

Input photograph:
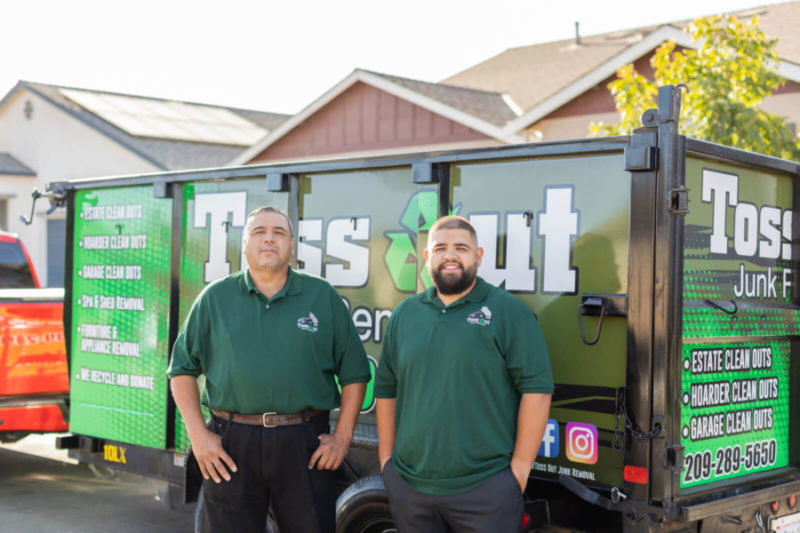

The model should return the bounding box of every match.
[761,91,800,134]
[0,88,159,284]
[526,111,620,142]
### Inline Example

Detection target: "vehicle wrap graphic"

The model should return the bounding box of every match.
[384,190,444,291]
[174,178,288,452]
[69,186,171,449]
[75,155,634,491]
[680,159,797,489]
[451,155,630,488]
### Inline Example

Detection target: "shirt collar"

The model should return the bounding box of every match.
[242,267,302,299]
[420,276,490,308]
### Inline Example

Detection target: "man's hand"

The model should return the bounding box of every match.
[308,432,349,470]
[510,393,552,492]
[190,427,237,483]
[171,376,238,484]
[510,458,530,492]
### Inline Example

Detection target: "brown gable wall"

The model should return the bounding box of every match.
[774,79,800,95]
[546,55,655,119]
[248,82,490,163]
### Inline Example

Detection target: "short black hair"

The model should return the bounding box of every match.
[245,206,293,238]
[428,215,477,243]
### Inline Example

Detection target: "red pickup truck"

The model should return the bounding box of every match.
[0,231,68,442]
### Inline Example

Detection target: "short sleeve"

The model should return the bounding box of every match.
[330,288,371,386]
[502,306,554,394]
[374,312,398,398]
[167,294,207,378]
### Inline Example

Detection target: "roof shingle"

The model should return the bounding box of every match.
[364,70,520,126]
[443,1,799,113]
[17,82,290,171]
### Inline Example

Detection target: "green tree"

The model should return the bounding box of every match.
[590,15,800,160]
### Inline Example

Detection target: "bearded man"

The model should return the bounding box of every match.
[375,215,553,533]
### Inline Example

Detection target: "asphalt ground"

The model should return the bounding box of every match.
[0,434,195,533]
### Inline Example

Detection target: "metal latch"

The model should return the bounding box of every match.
[577,294,627,346]
[20,183,67,225]
[669,186,690,215]
[665,443,685,472]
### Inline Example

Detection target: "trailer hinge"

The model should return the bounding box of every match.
[153,181,173,198]
[668,186,690,215]
[267,172,290,192]
[624,145,657,171]
[412,162,449,184]
[665,443,685,472]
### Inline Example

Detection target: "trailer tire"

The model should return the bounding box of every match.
[194,488,279,533]
[336,474,395,533]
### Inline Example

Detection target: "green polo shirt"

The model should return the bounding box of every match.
[375,276,553,495]
[168,268,370,414]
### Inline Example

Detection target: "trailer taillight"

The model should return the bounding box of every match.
[789,495,797,509]
[521,512,530,527]
[772,500,780,513]
[623,465,648,484]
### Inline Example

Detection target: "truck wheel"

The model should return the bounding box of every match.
[194,488,279,533]
[336,474,396,533]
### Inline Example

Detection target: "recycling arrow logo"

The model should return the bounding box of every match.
[384,191,459,292]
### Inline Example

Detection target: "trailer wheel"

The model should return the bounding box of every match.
[194,488,279,533]
[336,474,395,533]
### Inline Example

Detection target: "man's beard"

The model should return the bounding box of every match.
[432,261,477,295]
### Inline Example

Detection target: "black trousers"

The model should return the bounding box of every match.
[382,461,524,533]
[202,412,336,533]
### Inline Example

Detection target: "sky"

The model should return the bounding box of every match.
[1,0,791,115]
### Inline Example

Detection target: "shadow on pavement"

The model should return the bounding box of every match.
[0,444,195,533]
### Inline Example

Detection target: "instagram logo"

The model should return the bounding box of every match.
[566,422,598,464]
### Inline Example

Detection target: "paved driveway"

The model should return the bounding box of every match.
[0,435,195,533]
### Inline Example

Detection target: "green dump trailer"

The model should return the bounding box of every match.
[44,86,800,532]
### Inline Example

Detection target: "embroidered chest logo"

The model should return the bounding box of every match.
[297,312,319,332]
[467,306,492,326]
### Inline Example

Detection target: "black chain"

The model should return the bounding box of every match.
[616,388,662,441]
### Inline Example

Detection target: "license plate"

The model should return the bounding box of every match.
[771,512,800,532]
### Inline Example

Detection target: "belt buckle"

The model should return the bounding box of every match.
[262,412,278,428]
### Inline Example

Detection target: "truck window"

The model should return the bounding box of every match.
[0,241,36,288]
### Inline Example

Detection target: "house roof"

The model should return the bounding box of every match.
[0,152,35,176]
[1,81,290,171]
[231,69,523,166]
[364,70,521,126]
[444,1,800,127]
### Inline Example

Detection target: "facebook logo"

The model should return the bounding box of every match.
[538,419,559,458]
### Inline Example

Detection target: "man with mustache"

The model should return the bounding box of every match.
[168,206,370,533]
[375,215,553,532]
